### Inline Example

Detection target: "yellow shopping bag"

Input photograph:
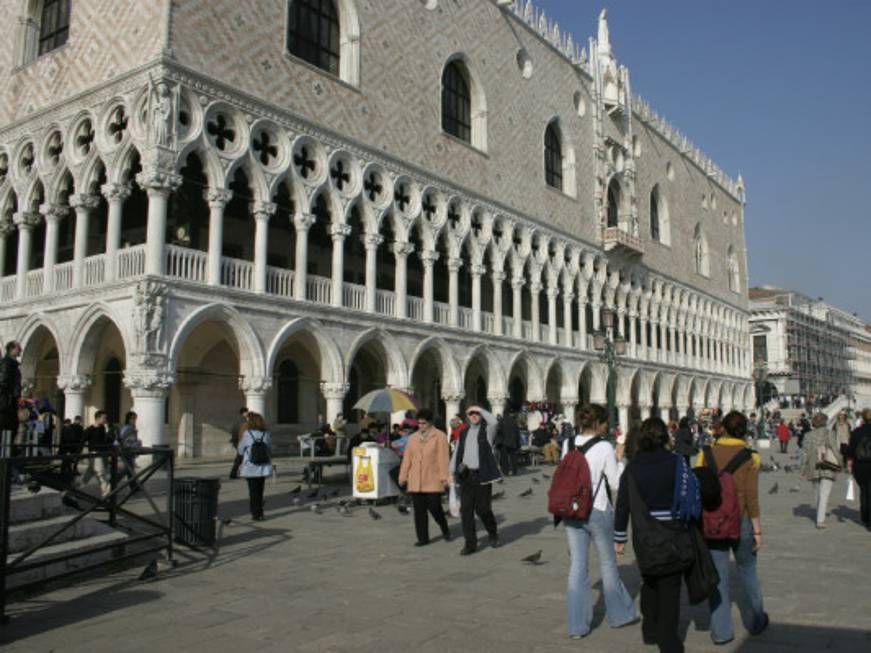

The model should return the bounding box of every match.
[356,456,375,493]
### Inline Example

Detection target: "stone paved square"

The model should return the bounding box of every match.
[2,451,869,653]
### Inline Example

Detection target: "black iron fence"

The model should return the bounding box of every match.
[0,447,176,622]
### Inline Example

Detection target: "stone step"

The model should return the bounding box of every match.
[7,513,102,554]
[9,487,64,524]
[5,527,130,591]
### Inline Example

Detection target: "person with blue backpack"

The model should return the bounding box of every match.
[550,403,636,640]
[694,411,769,645]
[614,417,701,653]
[238,412,273,521]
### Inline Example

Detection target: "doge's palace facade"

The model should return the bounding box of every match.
[0,0,752,457]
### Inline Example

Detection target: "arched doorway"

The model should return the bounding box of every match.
[411,349,445,422]
[270,330,325,430]
[545,363,562,411]
[20,324,63,417]
[276,359,300,424]
[74,316,131,428]
[464,353,490,411]
[578,365,592,408]
[104,357,123,424]
[344,340,389,420]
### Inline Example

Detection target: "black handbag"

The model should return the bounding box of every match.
[628,473,695,577]
[684,520,720,604]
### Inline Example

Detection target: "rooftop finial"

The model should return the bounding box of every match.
[597,8,611,55]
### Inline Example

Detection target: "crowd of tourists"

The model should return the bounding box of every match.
[6,335,871,651]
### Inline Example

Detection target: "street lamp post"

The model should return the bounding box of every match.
[594,307,627,440]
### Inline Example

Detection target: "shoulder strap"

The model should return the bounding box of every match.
[703,445,717,473]
[723,447,753,474]
[579,436,603,455]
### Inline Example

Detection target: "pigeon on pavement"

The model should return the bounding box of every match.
[521,550,543,565]
[768,483,779,495]
[397,503,410,515]
[531,477,540,484]
[542,473,551,479]
[289,485,302,495]
[310,503,322,514]
[491,490,505,500]
[369,507,382,520]
[306,488,319,499]
[138,559,158,581]
[519,488,533,498]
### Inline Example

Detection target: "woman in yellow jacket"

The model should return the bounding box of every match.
[398,408,452,546]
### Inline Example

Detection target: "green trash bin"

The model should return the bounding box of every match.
[173,477,220,546]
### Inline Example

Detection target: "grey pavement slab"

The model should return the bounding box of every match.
[1,450,870,652]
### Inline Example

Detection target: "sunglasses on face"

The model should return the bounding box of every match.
[467,411,481,417]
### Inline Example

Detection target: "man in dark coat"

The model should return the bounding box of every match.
[0,341,22,457]
[848,410,871,530]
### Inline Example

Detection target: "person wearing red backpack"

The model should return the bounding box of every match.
[554,404,636,639]
[694,411,769,645]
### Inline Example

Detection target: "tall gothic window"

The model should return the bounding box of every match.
[38,0,71,56]
[442,61,472,143]
[650,187,660,241]
[287,0,340,76]
[693,224,710,276]
[544,122,563,190]
[606,179,620,228]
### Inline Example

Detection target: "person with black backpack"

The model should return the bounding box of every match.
[238,412,273,521]
[614,417,700,653]
[694,411,768,645]
[552,404,636,640]
[848,408,871,530]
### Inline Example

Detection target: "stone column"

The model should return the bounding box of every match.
[491,270,505,336]
[578,294,588,350]
[617,403,630,437]
[562,398,578,425]
[547,285,559,345]
[0,221,14,279]
[205,187,232,286]
[124,369,174,448]
[668,325,677,365]
[420,250,438,323]
[471,264,484,332]
[101,183,131,283]
[660,405,671,423]
[639,402,653,422]
[364,234,383,313]
[70,193,100,289]
[442,393,465,425]
[13,211,40,299]
[57,375,91,421]
[40,204,66,293]
[321,382,349,425]
[590,300,602,332]
[136,171,181,277]
[253,201,276,295]
[330,223,351,307]
[628,313,638,358]
[511,276,524,339]
[240,376,273,421]
[392,241,413,319]
[563,291,574,348]
[675,403,689,422]
[293,213,315,300]
[639,318,648,360]
[530,281,542,342]
[616,309,626,340]
[447,256,462,327]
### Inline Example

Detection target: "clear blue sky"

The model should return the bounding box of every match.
[537,0,871,321]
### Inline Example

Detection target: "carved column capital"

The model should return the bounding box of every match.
[441,392,465,404]
[69,193,101,211]
[39,203,69,223]
[102,183,132,203]
[330,223,352,239]
[470,263,486,276]
[124,369,174,398]
[57,375,92,393]
[391,241,415,257]
[253,200,277,219]
[293,212,316,232]
[239,376,274,395]
[447,257,463,273]
[363,233,384,249]
[320,382,349,400]
[135,170,182,196]
[419,250,439,266]
[13,211,42,230]
[205,187,233,209]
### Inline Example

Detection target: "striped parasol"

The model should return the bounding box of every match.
[352,388,418,414]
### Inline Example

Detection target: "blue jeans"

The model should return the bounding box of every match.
[708,517,766,643]
[566,508,637,637]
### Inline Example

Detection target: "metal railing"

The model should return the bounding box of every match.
[0,447,175,621]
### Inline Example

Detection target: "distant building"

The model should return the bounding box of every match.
[749,286,871,409]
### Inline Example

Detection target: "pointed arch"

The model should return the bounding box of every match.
[265,316,343,384]
[68,303,133,376]
[346,327,408,389]
[169,303,265,380]
[463,344,507,397]
[17,312,64,379]
[409,336,462,395]
[506,349,544,402]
